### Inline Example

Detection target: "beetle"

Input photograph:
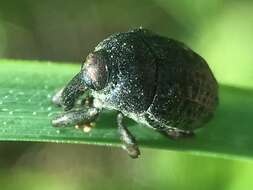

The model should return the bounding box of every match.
[51,28,218,158]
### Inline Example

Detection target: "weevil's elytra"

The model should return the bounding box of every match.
[51,28,218,158]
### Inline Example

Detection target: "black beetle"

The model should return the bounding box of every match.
[52,28,218,158]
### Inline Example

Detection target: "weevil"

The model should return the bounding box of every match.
[52,28,218,158]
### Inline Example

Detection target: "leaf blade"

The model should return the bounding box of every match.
[1,59,253,160]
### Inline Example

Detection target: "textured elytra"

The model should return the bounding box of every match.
[91,28,218,131]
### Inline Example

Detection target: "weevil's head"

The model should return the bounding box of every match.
[81,50,111,91]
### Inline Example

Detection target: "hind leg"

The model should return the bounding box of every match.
[145,118,194,139]
[159,127,194,139]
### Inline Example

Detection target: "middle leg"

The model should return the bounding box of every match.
[117,112,140,158]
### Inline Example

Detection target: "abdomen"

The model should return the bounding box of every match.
[144,36,218,131]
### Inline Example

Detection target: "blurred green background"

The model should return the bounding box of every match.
[0,0,253,189]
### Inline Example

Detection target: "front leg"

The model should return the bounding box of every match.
[52,72,87,111]
[117,113,140,158]
[52,107,99,127]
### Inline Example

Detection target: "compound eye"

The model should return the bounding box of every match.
[82,53,109,90]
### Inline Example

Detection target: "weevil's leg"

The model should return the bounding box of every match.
[52,107,99,127]
[160,128,194,139]
[117,113,140,159]
[52,72,87,110]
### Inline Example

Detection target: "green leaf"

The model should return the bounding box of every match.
[0,59,253,160]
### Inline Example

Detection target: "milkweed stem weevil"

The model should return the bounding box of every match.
[52,28,218,158]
